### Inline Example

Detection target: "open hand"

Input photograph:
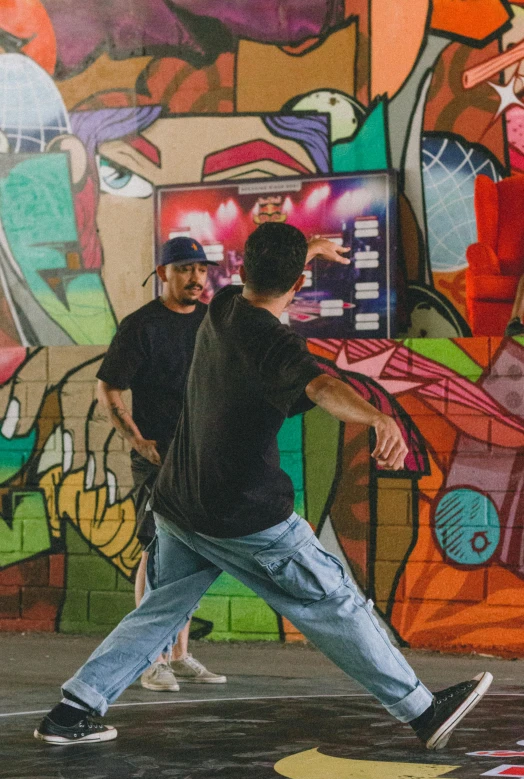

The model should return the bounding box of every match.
[306,237,351,265]
[371,414,408,471]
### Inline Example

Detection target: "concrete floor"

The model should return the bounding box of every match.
[1,634,523,778]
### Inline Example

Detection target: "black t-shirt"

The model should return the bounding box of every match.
[96,298,207,456]
[150,286,323,538]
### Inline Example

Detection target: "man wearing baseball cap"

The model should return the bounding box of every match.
[95,237,227,691]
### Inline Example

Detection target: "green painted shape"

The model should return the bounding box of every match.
[205,632,280,642]
[278,415,305,513]
[0,154,116,345]
[231,596,279,633]
[0,428,38,485]
[0,491,50,566]
[277,415,302,451]
[67,553,117,591]
[59,590,88,623]
[89,591,135,624]
[207,571,257,597]
[303,406,341,530]
[404,338,483,379]
[195,595,230,633]
[280,452,304,491]
[294,490,305,518]
[59,523,123,632]
[332,101,388,173]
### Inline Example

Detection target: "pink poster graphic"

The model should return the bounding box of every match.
[156,173,397,338]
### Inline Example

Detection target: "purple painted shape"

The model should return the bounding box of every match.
[43,0,345,75]
[441,339,524,576]
[70,107,162,161]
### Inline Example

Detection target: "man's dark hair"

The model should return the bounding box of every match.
[243,223,308,296]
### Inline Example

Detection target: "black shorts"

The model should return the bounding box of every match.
[130,453,160,548]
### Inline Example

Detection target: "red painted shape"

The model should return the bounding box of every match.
[126,135,161,167]
[0,0,57,74]
[0,348,27,385]
[48,554,65,588]
[203,140,310,177]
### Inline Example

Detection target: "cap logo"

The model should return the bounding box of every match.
[192,242,198,251]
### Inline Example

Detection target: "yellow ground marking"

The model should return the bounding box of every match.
[274,748,459,779]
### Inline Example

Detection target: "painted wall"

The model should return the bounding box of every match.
[1,336,524,656]
[1,2,524,654]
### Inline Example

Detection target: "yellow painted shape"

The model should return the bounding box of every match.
[274,748,459,779]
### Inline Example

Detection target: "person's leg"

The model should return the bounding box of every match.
[134,550,148,607]
[158,512,491,748]
[171,622,189,659]
[135,548,181,691]
[158,513,430,722]
[61,524,221,715]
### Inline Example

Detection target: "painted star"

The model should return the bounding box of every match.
[488,74,524,120]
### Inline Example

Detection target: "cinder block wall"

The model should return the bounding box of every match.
[2,337,524,657]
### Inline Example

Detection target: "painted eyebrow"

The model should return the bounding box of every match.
[203,139,310,176]
[125,134,161,167]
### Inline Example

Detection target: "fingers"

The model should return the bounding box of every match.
[149,446,162,466]
[308,239,351,264]
[371,418,408,471]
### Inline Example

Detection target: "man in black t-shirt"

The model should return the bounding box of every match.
[96,236,226,691]
[37,224,492,750]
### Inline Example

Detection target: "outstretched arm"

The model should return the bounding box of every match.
[306,374,408,471]
[97,380,161,466]
[306,237,351,265]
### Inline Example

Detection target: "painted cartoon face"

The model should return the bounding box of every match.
[287,90,365,142]
[93,115,318,320]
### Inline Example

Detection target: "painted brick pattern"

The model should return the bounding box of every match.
[0,337,523,658]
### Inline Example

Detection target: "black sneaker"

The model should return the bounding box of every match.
[34,715,117,744]
[505,317,524,337]
[414,671,493,750]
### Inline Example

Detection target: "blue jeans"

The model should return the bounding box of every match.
[62,513,432,721]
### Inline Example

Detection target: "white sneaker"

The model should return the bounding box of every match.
[170,654,227,684]
[140,661,180,691]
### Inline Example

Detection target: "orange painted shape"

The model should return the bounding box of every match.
[454,337,490,370]
[403,561,486,602]
[371,0,430,98]
[431,0,510,41]
[487,566,524,607]
[392,599,524,656]
[0,0,57,74]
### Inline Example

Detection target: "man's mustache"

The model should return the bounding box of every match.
[184,284,203,291]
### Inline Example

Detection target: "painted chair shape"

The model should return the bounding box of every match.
[465,173,524,336]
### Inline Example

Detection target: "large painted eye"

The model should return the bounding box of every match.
[97,155,153,198]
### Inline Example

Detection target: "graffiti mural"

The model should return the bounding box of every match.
[0,1,524,652]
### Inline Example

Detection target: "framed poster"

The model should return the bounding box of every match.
[156,171,397,338]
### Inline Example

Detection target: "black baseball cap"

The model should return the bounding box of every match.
[142,237,219,286]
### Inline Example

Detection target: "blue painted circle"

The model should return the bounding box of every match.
[434,488,500,565]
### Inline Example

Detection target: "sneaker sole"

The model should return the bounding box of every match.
[141,682,180,691]
[426,671,493,751]
[176,677,227,684]
[33,727,117,745]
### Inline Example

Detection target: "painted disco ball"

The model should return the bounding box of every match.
[0,53,70,154]
[422,135,501,273]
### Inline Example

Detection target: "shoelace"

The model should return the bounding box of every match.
[435,681,474,704]
[181,654,205,673]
